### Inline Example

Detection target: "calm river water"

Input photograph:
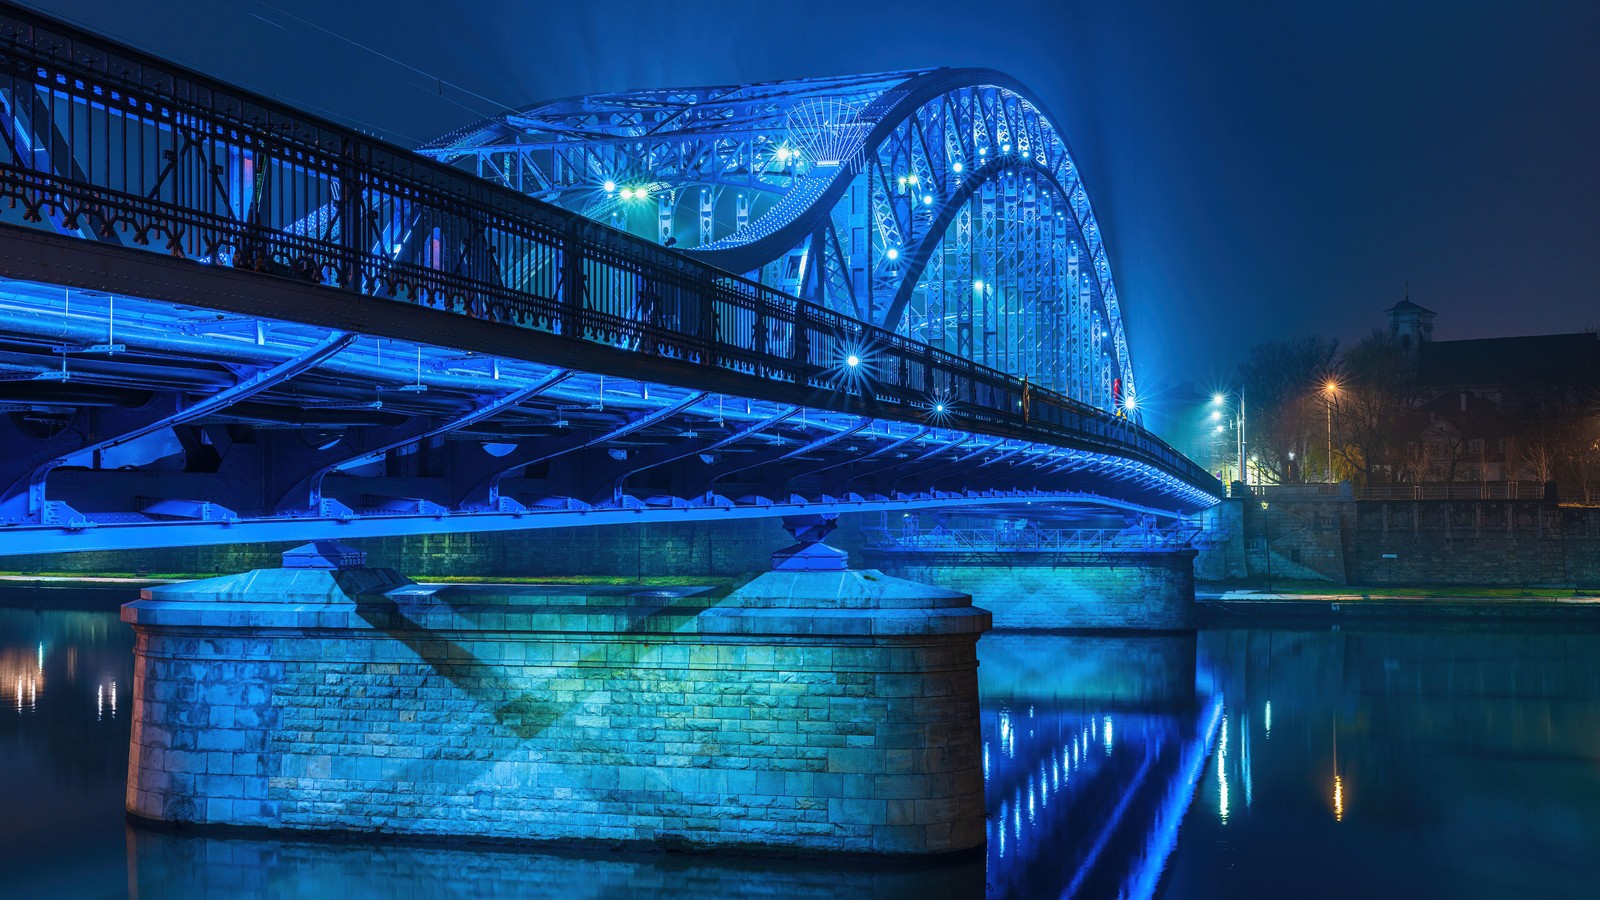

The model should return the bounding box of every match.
[2,592,1598,899]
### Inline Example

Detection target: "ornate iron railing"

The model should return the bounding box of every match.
[0,2,1217,496]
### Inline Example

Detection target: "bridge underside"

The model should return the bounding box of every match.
[0,229,1208,556]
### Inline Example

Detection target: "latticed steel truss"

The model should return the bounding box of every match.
[420,69,1135,409]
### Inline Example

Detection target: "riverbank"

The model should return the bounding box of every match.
[1200,585,1600,624]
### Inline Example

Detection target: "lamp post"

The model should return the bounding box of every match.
[1260,500,1273,592]
[1322,380,1340,483]
[1212,390,1247,491]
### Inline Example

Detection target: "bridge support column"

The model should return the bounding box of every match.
[867,550,1197,631]
[124,538,990,855]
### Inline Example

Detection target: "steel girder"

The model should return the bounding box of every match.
[420,69,1136,410]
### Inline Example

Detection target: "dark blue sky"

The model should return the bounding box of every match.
[40,0,1600,399]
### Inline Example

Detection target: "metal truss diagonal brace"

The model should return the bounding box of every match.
[477,391,709,509]
[3,331,355,524]
[611,406,801,502]
[286,369,575,515]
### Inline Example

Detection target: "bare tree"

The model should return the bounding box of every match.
[1236,337,1339,483]
[1333,329,1420,486]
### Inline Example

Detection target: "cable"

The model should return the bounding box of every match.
[231,0,518,121]
[8,0,433,145]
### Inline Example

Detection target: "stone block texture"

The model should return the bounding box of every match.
[871,551,1197,630]
[123,566,989,855]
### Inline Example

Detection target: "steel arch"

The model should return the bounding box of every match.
[420,68,1136,409]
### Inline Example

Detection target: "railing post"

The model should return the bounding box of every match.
[561,218,587,339]
[337,138,365,292]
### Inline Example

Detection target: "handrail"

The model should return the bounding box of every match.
[0,1,1218,498]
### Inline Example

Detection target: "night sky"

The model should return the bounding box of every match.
[36,0,1600,405]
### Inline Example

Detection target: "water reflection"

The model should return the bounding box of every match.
[978,633,1220,900]
[0,605,136,900]
[126,828,981,899]
[1166,626,1600,900]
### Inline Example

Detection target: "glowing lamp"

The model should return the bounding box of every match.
[603,180,616,192]
[1212,393,1225,405]
[635,187,648,200]
[934,403,945,413]
[922,194,933,205]
[908,174,919,186]
[952,161,963,173]
[846,354,861,368]
[620,188,634,199]
[885,247,899,260]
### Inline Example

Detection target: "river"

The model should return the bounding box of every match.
[2,593,1598,899]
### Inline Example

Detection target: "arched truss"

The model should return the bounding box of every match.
[421,68,1135,408]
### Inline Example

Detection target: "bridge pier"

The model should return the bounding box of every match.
[867,549,1198,631]
[123,539,989,855]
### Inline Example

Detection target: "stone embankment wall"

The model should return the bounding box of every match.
[1196,494,1600,588]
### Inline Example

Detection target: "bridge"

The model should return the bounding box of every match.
[0,2,1222,859]
[0,3,1217,558]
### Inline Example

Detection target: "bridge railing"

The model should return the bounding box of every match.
[0,2,1217,496]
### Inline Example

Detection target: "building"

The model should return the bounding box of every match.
[1393,302,1600,493]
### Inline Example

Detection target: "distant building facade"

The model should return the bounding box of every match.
[1396,302,1600,494]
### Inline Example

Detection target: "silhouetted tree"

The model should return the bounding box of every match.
[1333,329,1421,486]
[1236,337,1339,483]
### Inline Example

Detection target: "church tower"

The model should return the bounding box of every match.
[1386,290,1436,354]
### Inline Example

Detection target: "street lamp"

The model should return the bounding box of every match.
[1322,380,1341,483]
[1260,500,1273,592]
[1211,390,1247,490]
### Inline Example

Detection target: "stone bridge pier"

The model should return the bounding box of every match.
[123,534,990,856]
[865,549,1199,631]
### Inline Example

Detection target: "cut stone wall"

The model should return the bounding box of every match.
[123,563,989,855]
[867,551,1197,631]
[1195,497,1600,588]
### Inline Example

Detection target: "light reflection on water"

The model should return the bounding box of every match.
[3,597,1600,899]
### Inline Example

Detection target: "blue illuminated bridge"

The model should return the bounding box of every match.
[0,3,1220,556]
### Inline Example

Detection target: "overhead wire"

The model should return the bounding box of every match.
[11,0,516,145]
[226,0,519,122]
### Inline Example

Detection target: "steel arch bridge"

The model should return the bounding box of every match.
[420,69,1133,410]
[0,2,1219,556]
